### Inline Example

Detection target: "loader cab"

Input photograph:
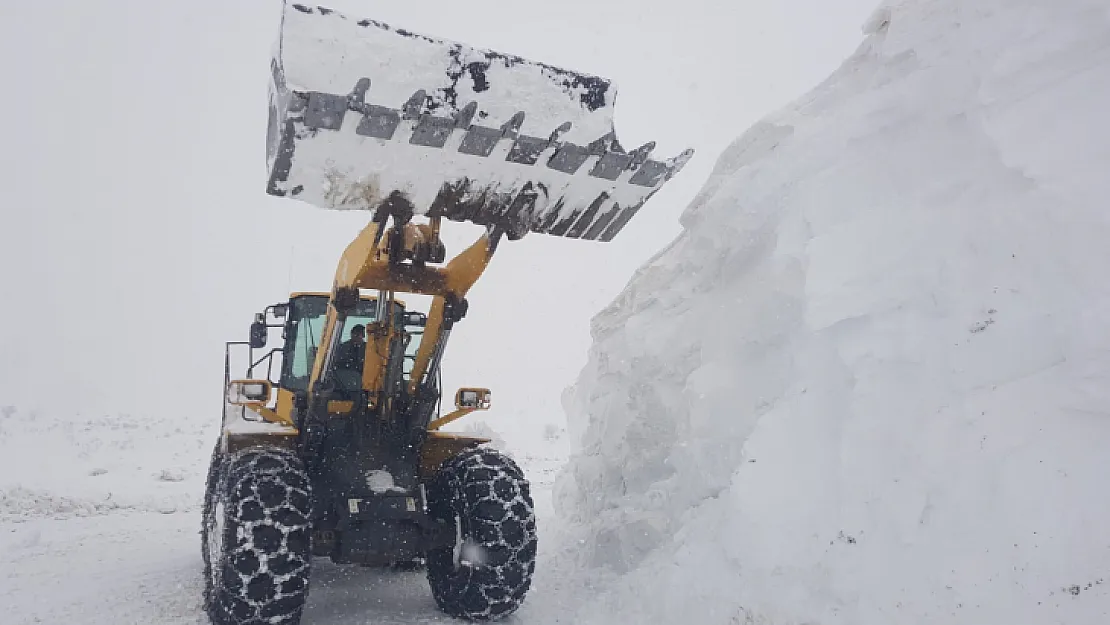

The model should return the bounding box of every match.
[278,292,428,396]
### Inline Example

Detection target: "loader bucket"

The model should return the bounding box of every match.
[266,2,693,242]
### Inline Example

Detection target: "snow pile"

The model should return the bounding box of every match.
[552,1,1110,623]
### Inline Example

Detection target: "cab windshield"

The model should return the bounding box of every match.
[279,295,426,392]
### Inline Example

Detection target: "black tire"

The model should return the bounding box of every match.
[202,445,313,625]
[390,556,426,571]
[425,447,537,620]
[201,441,224,607]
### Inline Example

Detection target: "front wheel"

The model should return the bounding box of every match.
[425,448,537,620]
[202,445,314,625]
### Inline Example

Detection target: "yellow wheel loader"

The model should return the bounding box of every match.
[201,3,693,624]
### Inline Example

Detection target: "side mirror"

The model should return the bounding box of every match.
[455,387,491,410]
[403,312,427,327]
[227,379,272,405]
[250,317,267,349]
[272,303,288,319]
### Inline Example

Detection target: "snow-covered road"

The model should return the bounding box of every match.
[0,409,567,625]
[8,2,1110,624]
[3,509,556,624]
[2,511,531,624]
[3,513,207,625]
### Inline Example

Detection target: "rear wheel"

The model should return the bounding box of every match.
[425,448,537,620]
[202,445,313,625]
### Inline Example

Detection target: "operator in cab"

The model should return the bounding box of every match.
[334,324,366,373]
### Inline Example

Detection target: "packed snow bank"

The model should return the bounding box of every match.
[552,0,1110,623]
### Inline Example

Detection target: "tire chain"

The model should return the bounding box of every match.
[206,447,314,625]
[427,447,538,620]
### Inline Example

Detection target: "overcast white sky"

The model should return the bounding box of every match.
[0,0,879,447]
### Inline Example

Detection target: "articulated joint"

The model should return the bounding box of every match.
[386,223,446,266]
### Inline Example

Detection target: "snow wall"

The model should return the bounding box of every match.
[551,0,1110,623]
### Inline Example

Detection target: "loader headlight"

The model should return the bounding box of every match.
[455,387,491,410]
[227,379,273,405]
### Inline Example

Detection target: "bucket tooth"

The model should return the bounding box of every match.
[459,125,503,157]
[547,143,592,174]
[410,114,457,148]
[629,149,694,187]
[584,132,615,156]
[349,77,371,107]
[454,101,478,129]
[355,105,401,139]
[500,112,525,139]
[629,141,656,168]
[304,91,348,130]
[508,134,553,165]
[589,150,634,181]
[628,160,669,187]
[550,121,572,142]
[402,90,426,119]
